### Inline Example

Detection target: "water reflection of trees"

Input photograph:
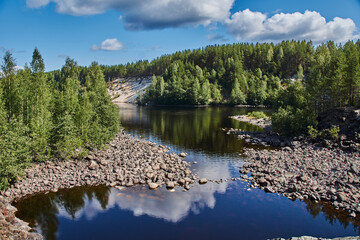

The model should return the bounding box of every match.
[304,199,360,235]
[125,106,264,154]
[14,186,110,240]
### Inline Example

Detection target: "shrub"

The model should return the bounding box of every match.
[272,106,317,136]
[247,111,268,119]
[327,126,340,140]
[307,126,318,139]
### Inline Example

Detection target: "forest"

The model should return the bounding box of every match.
[0,49,120,190]
[1,40,359,190]
[102,40,360,136]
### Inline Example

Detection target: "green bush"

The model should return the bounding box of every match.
[327,126,340,140]
[307,126,319,139]
[272,106,317,136]
[0,120,31,190]
[247,111,268,119]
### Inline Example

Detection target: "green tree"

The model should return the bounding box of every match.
[29,48,52,160]
[199,79,211,104]
[211,83,222,104]
[343,41,360,105]
[296,64,304,80]
[230,78,246,105]
[1,51,20,120]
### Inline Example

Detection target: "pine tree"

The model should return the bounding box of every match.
[230,78,246,105]
[190,78,200,104]
[1,51,20,120]
[85,62,119,146]
[296,64,304,80]
[29,48,52,160]
[199,79,211,104]
[344,41,360,106]
[52,58,82,159]
[211,83,222,104]
[155,76,165,99]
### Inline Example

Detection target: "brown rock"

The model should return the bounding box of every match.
[148,183,158,190]
[88,160,98,170]
[166,182,175,189]
[199,178,207,184]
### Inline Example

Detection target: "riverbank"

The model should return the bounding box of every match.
[230,115,272,131]
[226,114,291,147]
[0,131,196,238]
[0,196,42,239]
[232,112,360,218]
[241,144,360,218]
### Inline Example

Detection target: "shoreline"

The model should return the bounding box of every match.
[231,113,360,218]
[0,131,197,239]
[241,144,360,218]
[230,115,272,130]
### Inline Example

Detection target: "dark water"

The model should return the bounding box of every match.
[15,104,360,240]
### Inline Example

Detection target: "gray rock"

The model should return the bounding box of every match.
[88,160,98,170]
[199,178,207,184]
[126,180,134,187]
[148,183,158,190]
[337,192,348,202]
[166,182,175,189]
[100,159,108,166]
[178,179,186,185]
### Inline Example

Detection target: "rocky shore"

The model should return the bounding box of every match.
[225,127,293,147]
[241,144,360,218]
[230,115,272,130]
[0,131,196,239]
[273,236,360,240]
[0,196,42,240]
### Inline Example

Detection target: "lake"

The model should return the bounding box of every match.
[14,104,360,240]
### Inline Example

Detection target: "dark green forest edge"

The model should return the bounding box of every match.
[0,49,120,190]
[101,40,360,138]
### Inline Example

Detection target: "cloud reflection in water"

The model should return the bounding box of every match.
[58,160,230,223]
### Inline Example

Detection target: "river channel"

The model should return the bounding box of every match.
[14,103,360,240]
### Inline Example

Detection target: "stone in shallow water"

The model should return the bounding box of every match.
[199,178,207,184]
[166,182,175,189]
[148,183,158,190]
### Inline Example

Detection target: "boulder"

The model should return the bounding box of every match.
[148,183,158,190]
[166,182,175,189]
[199,178,207,184]
[88,160,98,170]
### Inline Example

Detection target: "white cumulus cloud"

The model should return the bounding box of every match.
[224,9,359,43]
[25,0,234,30]
[91,38,124,51]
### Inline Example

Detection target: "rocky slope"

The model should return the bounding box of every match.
[109,77,152,104]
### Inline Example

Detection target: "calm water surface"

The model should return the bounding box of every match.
[15,104,360,240]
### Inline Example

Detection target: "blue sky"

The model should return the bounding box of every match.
[0,0,359,71]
